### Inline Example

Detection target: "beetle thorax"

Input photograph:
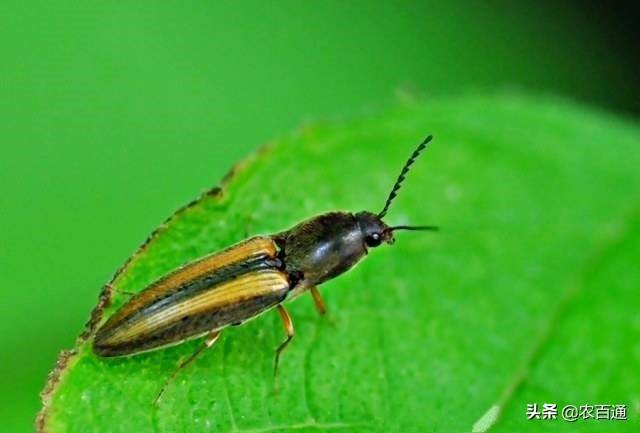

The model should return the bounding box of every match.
[278,211,368,289]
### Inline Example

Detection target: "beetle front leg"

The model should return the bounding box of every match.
[153,329,222,405]
[310,286,327,315]
[274,305,294,378]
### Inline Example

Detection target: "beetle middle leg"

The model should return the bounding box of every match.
[274,305,294,378]
[153,329,221,405]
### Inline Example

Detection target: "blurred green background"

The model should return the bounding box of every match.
[1,1,638,431]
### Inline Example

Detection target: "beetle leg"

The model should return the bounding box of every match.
[153,330,221,405]
[310,286,327,315]
[274,305,294,378]
[105,282,136,297]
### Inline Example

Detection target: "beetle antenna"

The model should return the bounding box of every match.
[378,135,433,218]
[390,225,439,232]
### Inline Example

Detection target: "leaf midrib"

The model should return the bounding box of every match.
[486,199,640,431]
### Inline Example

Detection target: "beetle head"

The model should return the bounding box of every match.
[360,135,439,248]
[356,211,395,247]
[355,211,438,248]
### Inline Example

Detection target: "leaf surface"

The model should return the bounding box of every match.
[40,94,640,432]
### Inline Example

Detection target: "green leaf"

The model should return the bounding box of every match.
[39,94,640,432]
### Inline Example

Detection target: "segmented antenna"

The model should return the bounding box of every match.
[390,225,439,232]
[378,135,433,218]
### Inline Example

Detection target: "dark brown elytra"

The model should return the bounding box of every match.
[92,135,438,404]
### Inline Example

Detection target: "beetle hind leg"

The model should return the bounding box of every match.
[106,282,136,297]
[153,329,221,405]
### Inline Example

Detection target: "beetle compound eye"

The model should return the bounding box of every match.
[365,233,382,247]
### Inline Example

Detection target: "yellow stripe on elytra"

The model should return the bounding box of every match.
[102,236,278,328]
[103,270,288,345]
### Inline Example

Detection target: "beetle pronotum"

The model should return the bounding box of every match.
[93,136,438,404]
